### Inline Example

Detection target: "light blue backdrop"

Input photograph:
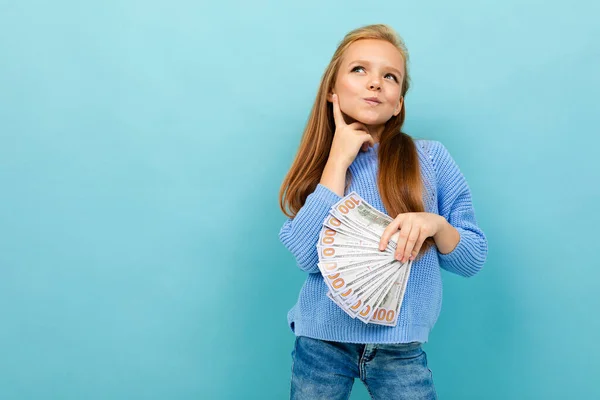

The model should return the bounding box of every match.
[1,1,599,399]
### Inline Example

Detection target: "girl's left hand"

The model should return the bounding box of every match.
[378,212,444,263]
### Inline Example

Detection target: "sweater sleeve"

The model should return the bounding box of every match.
[430,141,488,277]
[278,183,343,274]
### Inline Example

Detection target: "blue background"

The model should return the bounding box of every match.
[1,1,599,399]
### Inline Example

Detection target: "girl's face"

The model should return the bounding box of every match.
[328,39,405,137]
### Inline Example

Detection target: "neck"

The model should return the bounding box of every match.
[366,124,384,144]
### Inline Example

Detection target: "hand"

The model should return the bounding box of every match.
[328,93,375,169]
[378,212,444,263]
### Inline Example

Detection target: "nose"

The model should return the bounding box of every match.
[368,79,381,90]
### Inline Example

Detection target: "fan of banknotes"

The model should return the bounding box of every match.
[317,192,412,327]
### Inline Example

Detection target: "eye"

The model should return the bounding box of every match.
[351,66,398,82]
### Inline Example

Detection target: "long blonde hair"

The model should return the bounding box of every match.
[279,24,435,258]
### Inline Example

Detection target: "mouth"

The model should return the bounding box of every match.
[363,97,381,105]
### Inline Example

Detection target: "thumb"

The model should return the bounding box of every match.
[361,136,375,152]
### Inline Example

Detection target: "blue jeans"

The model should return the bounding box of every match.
[290,335,437,400]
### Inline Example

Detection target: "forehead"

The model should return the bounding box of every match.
[342,39,405,73]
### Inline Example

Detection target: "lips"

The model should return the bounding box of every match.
[363,97,381,105]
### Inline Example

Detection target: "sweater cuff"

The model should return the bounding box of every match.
[437,227,481,277]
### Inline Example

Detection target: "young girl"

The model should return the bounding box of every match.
[278,24,488,400]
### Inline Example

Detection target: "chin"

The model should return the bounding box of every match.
[352,113,387,127]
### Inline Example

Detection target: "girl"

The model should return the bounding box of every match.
[278,24,488,400]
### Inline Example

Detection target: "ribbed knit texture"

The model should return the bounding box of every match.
[279,139,488,344]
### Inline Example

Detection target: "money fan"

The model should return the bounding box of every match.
[317,192,413,326]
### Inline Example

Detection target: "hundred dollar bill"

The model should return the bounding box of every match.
[322,259,393,298]
[322,215,384,248]
[328,265,399,321]
[369,260,413,326]
[327,261,393,306]
[338,265,399,317]
[322,213,399,255]
[356,269,401,323]
[364,263,409,324]
[331,192,400,250]
[323,215,368,240]
[328,261,396,301]
[331,211,383,243]
[318,257,391,275]
[317,245,390,261]
[340,262,398,307]
[324,214,400,252]
[318,227,392,253]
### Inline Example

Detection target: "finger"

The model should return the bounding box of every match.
[349,122,371,137]
[379,218,401,251]
[400,226,421,263]
[395,223,413,262]
[331,94,346,128]
[389,231,400,251]
[347,121,369,133]
[361,134,374,151]
[410,236,425,261]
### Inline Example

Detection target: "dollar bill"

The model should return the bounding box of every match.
[317,192,415,326]
[331,193,400,250]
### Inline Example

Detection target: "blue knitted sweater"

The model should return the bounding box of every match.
[279,139,488,344]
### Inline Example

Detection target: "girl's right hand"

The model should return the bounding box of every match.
[329,94,375,169]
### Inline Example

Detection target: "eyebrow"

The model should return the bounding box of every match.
[348,59,403,78]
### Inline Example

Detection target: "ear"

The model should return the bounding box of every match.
[393,96,404,117]
[327,91,335,102]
